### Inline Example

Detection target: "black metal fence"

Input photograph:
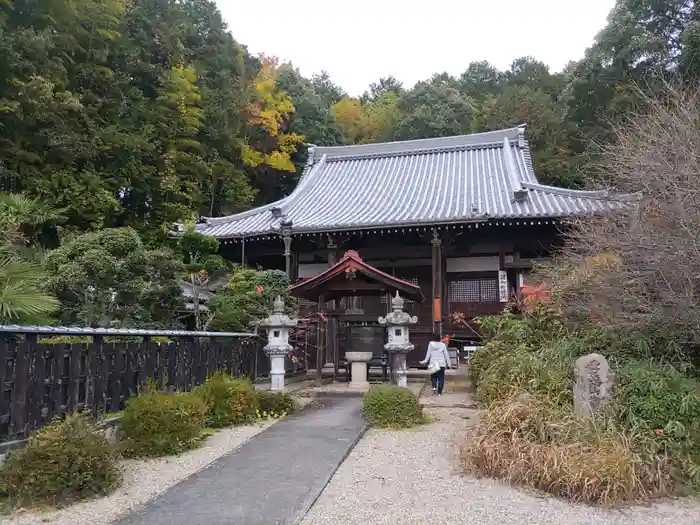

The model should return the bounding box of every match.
[0,326,276,441]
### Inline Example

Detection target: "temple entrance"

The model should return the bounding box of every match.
[289,250,424,386]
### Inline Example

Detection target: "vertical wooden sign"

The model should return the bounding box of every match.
[498,270,509,302]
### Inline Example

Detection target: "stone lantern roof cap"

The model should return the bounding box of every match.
[378,292,418,326]
[258,296,298,328]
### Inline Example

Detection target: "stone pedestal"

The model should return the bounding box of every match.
[346,351,373,390]
[392,353,409,388]
[269,353,286,391]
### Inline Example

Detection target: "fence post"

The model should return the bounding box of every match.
[253,337,259,382]
[139,336,152,392]
[26,334,44,435]
[9,334,32,439]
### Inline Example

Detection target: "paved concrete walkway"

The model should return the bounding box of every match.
[115,396,366,525]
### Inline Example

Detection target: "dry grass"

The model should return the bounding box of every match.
[461,390,676,505]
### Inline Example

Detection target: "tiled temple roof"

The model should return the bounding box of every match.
[193,127,630,238]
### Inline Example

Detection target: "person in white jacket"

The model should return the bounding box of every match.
[419,333,452,395]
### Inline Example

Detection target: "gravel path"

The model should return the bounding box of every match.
[2,420,276,525]
[300,388,700,525]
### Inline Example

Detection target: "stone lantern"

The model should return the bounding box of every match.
[378,292,418,388]
[258,296,298,391]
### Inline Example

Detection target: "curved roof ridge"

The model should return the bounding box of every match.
[326,140,507,163]
[189,127,633,239]
[279,154,327,215]
[314,127,522,159]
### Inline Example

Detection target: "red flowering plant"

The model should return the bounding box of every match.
[521,283,551,306]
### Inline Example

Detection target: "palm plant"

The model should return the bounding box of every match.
[0,193,63,325]
[0,193,66,247]
[0,252,59,324]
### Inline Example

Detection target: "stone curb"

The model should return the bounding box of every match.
[294,421,369,525]
[420,402,478,409]
[295,390,367,399]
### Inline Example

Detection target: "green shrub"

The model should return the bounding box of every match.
[470,310,561,388]
[468,342,509,386]
[362,385,423,428]
[616,361,700,454]
[477,348,572,407]
[120,391,206,457]
[257,390,296,418]
[0,414,121,507]
[476,312,531,342]
[192,372,259,427]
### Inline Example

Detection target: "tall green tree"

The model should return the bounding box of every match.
[275,65,343,194]
[362,76,404,103]
[459,61,503,100]
[395,75,475,140]
[562,0,700,175]
[43,228,183,327]
[484,86,578,187]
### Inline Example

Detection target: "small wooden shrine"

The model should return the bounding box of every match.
[289,250,423,381]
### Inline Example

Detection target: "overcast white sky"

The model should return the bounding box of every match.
[216,0,617,96]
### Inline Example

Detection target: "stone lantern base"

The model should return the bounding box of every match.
[345,351,374,390]
[265,345,291,392]
[386,343,413,388]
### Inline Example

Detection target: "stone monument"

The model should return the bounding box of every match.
[573,353,614,417]
[378,292,418,388]
[258,296,298,391]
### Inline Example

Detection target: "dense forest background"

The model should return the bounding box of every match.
[3,0,700,244]
[3,0,700,329]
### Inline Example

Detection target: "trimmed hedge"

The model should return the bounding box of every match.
[0,414,121,507]
[192,373,259,427]
[119,391,206,457]
[362,385,423,428]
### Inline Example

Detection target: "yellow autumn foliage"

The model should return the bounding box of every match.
[332,97,372,144]
[243,56,303,172]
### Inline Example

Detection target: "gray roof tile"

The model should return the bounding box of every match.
[195,127,629,238]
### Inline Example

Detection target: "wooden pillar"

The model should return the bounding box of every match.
[431,229,443,336]
[326,236,338,368]
[513,251,522,304]
[316,293,325,387]
[290,252,299,282]
[282,231,292,277]
[327,236,338,266]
